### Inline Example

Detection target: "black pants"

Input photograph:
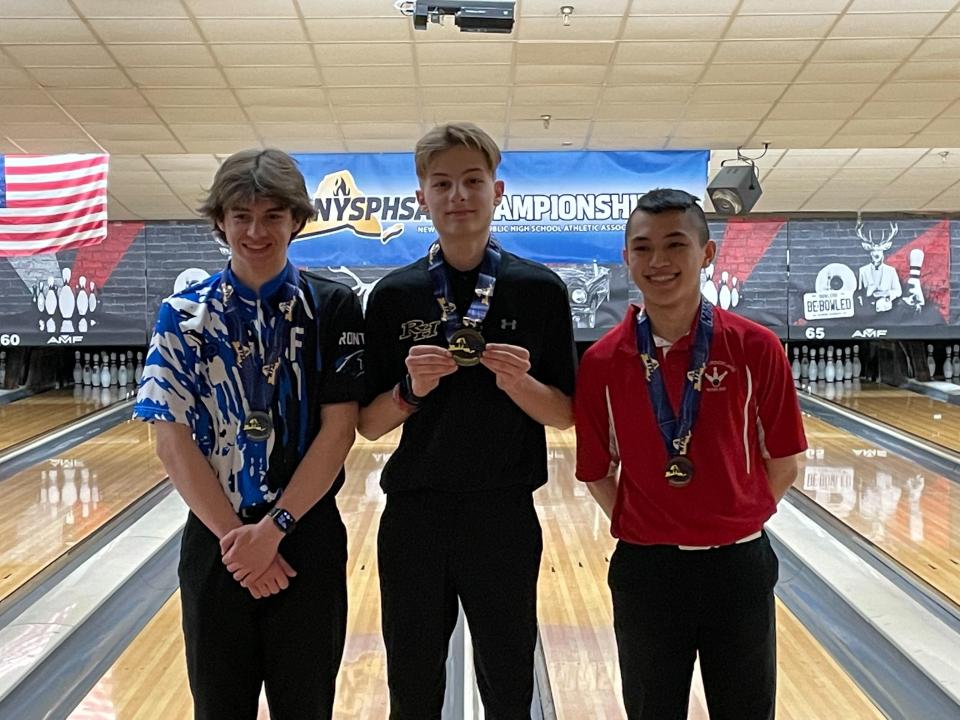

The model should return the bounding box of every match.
[179,499,348,720]
[377,487,543,720]
[609,531,779,720]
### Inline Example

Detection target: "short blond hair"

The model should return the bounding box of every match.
[199,148,316,242]
[414,123,501,180]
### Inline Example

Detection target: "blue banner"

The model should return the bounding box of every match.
[289,150,707,268]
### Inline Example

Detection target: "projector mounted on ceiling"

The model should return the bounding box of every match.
[706,144,769,216]
[411,1,516,34]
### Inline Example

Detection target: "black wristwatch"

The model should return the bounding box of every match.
[398,373,426,408]
[268,507,297,535]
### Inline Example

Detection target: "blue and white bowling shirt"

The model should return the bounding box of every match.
[134,261,364,511]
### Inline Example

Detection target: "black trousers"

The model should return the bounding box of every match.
[178,499,348,720]
[377,487,543,720]
[609,531,779,720]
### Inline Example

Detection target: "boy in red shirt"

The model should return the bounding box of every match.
[574,188,806,720]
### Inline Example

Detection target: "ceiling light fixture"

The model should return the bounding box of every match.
[706,143,769,215]
[560,5,574,27]
[540,114,552,130]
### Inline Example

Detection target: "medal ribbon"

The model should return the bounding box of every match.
[635,301,714,463]
[222,263,299,415]
[427,237,501,341]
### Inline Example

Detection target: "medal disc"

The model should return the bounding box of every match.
[448,328,486,367]
[664,455,694,487]
[243,410,273,441]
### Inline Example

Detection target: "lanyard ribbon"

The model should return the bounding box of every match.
[427,237,501,339]
[635,302,714,463]
[221,264,299,415]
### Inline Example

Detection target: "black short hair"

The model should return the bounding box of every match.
[626,188,710,246]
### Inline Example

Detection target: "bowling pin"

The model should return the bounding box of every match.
[701,264,718,306]
[853,344,862,379]
[730,277,740,307]
[91,359,101,387]
[82,353,92,385]
[100,354,111,388]
[118,360,128,387]
[73,351,82,385]
[135,351,144,383]
[109,352,118,386]
[801,346,809,378]
[954,345,959,380]
[719,271,731,309]
[808,351,818,382]
[825,347,835,383]
[0,351,6,386]
[59,270,76,332]
[927,344,936,379]
[126,351,134,379]
[944,347,954,381]
[791,347,801,381]
[817,347,826,378]
[834,349,844,383]
[844,346,853,380]
[88,282,97,313]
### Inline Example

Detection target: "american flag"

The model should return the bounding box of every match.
[0,153,109,257]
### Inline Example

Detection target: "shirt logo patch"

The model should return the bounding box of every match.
[399,319,441,341]
[501,318,517,330]
[704,361,735,392]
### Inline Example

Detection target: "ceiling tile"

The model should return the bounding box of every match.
[318,43,415,66]
[127,67,225,87]
[5,44,115,66]
[701,63,801,84]
[797,62,898,83]
[726,14,838,39]
[184,0,297,17]
[327,86,418,105]
[510,85,602,104]
[855,100,951,118]
[781,83,878,102]
[155,106,250,123]
[323,65,416,87]
[873,82,960,101]
[87,19,202,42]
[519,17,623,41]
[226,66,323,87]
[197,19,306,42]
[74,0,188,16]
[108,44,215,66]
[527,0,629,14]
[245,105,334,122]
[596,103,686,120]
[142,88,238,106]
[690,84,786,103]
[892,61,960,83]
[603,85,694,103]
[236,88,329,106]
[515,65,606,85]
[212,44,315,66]
[516,42,613,65]
[0,19,95,43]
[831,13,945,37]
[170,123,257,140]
[339,104,420,122]
[812,38,921,63]
[914,38,960,60]
[305,18,410,42]
[713,40,817,63]
[418,41,512,65]
[0,1,77,17]
[0,105,70,122]
[48,88,148,105]
[767,102,860,120]
[615,41,715,64]
[623,16,727,41]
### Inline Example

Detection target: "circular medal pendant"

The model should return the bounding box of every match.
[664,455,694,487]
[243,410,273,442]
[448,328,486,367]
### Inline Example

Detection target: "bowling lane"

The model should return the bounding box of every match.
[806,381,960,454]
[534,429,883,720]
[0,420,166,602]
[798,414,960,606]
[67,430,884,720]
[0,386,131,455]
[68,433,394,720]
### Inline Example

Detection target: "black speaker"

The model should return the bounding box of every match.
[707,165,762,215]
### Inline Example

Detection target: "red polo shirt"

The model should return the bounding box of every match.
[574,304,807,547]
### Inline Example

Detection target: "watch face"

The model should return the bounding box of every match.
[270,508,295,533]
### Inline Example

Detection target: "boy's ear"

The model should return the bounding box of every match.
[494,179,505,204]
[416,188,429,213]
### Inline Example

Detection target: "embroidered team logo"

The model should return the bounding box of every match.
[436,297,457,321]
[399,319,441,341]
[704,365,730,390]
[640,353,660,381]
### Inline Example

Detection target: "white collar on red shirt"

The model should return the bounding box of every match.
[637,307,682,357]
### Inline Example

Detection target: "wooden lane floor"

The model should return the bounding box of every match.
[539,430,883,720]
[73,430,881,719]
[0,386,131,454]
[69,434,395,720]
[798,414,960,607]
[0,420,166,602]
[805,381,960,454]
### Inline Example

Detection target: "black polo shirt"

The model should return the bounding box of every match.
[364,250,576,494]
